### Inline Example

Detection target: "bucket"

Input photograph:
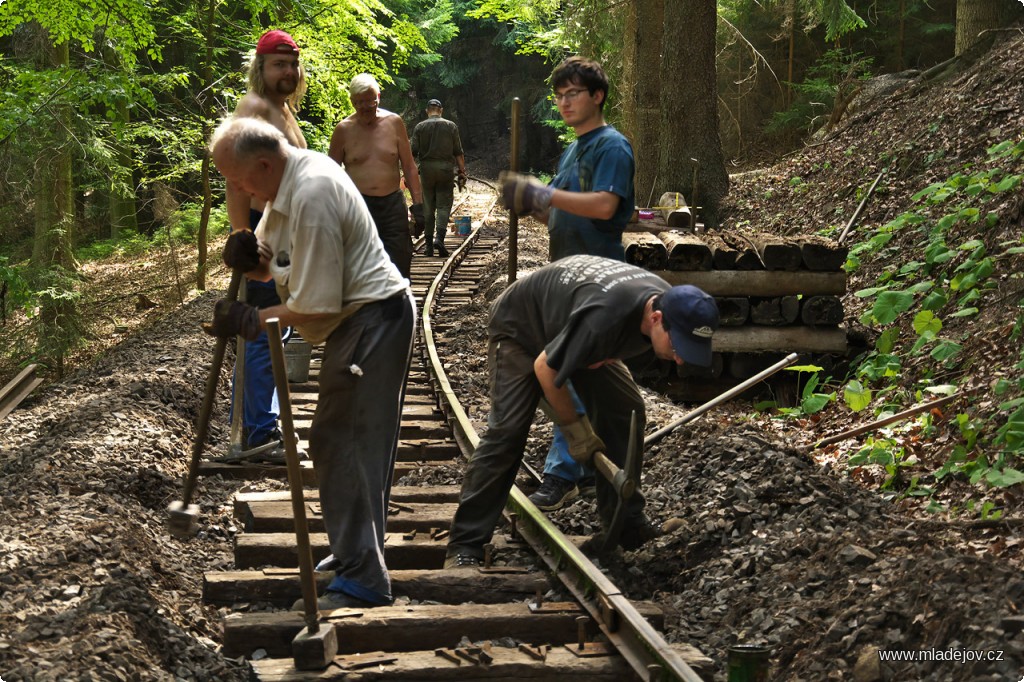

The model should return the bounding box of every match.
[455,216,472,236]
[283,339,312,383]
[727,645,772,682]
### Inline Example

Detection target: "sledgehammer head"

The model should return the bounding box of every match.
[167,501,200,539]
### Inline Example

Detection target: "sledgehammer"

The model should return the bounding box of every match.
[168,269,243,539]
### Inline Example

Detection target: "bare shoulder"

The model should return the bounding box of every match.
[234,93,272,119]
[380,109,409,133]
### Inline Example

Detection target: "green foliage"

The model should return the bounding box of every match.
[0,257,33,317]
[768,48,873,137]
[775,365,835,416]
[842,138,1024,505]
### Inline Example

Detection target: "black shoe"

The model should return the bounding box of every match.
[425,246,434,257]
[443,553,483,569]
[578,476,597,498]
[528,475,579,511]
[434,242,449,257]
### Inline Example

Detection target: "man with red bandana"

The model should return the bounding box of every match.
[221,30,308,457]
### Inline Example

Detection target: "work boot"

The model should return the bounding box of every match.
[528,474,579,511]
[434,241,449,258]
[443,553,483,570]
[619,518,663,551]
[580,517,662,555]
[578,476,597,498]
[425,245,434,257]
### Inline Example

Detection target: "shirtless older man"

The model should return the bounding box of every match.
[328,74,422,278]
[221,29,308,456]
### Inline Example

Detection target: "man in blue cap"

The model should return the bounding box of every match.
[443,255,719,568]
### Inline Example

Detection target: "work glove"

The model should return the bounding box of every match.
[499,171,553,216]
[410,203,425,238]
[222,230,261,272]
[560,415,606,465]
[457,173,467,192]
[202,299,261,341]
[538,398,605,464]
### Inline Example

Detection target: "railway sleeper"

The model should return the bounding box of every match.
[222,600,664,659]
[203,567,551,607]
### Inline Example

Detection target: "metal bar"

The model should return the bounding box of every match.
[508,97,520,285]
[645,352,800,447]
[0,364,42,421]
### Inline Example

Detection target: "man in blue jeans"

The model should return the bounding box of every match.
[501,56,635,510]
[222,30,308,455]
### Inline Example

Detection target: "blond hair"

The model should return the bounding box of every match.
[246,53,308,113]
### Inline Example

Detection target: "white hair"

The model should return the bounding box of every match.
[348,73,381,98]
[209,116,286,159]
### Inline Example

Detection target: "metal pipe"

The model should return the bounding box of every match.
[508,97,520,285]
[645,352,800,447]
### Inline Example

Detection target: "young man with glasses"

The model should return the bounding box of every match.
[500,56,636,513]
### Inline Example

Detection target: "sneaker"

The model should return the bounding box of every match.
[578,476,597,498]
[528,475,579,511]
[291,590,383,612]
[443,553,482,569]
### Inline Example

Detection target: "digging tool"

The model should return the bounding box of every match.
[168,269,243,539]
[598,411,640,553]
[266,318,337,669]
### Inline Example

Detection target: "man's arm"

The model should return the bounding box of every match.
[327,123,347,166]
[395,118,422,204]
[549,189,620,220]
[533,351,578,424]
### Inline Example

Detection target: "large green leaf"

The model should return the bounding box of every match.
[871,290,915,325]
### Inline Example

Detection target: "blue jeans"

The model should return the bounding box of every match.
[230,279,282,447]
[543,383,591,482]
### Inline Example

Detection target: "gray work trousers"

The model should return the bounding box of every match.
[309,292,415,603]
[418,161,455,247]
[446,338,647,559]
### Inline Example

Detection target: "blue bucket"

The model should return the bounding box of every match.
[455,216,472,235]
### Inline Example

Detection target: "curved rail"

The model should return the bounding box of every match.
[420,206,704,682]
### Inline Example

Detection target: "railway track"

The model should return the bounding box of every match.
[198,184,712,681]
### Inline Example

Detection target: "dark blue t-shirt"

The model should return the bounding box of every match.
[548,125,635,262]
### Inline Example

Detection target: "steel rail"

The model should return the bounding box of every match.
[419,207,703,682]
[0,363,43,421]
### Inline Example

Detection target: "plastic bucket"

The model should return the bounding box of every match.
[455,216,472,235]
[283,339,312,383]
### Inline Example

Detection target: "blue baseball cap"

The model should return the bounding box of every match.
[662,285,719,367]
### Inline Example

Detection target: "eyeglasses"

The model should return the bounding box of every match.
[553,88,589,103]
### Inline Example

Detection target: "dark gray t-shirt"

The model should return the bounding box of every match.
[488,255,669,387]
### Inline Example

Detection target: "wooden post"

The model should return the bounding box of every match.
[508,98,520,285]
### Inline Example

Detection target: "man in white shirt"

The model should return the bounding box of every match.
[207,116,415,610]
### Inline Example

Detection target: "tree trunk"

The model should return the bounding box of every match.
[109,98,139,240]
[622,0,664,208]
[657,0,729,229]
[195,0,217,291]
[955,0,1016,55]
[31,36,79,378]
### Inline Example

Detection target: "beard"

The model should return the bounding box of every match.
[274,78,297,96]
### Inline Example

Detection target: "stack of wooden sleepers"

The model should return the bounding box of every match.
[622,219,849,395]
